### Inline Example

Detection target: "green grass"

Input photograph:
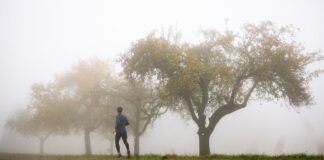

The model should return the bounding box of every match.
[0,153,323,160]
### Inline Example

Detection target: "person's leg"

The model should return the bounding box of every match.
[121,132,130,157]
[115,133,121,155]
[121,132,130,152]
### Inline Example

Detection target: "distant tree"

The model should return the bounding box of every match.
[96,97,116,155]
[6,82,72,154]
[6,109,49,154]
[121,21,323,155]
[113,79,167,155]
[56,58,115,155]
[97,125,115,154]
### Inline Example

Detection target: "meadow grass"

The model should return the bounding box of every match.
[0,153,323,160]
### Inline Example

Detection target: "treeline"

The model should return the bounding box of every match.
[6,21,322,156]
[6,59,166,155]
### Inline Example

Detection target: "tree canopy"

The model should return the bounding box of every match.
[56,58,115,155]
[121,21,323,155]
[6,82,72,154]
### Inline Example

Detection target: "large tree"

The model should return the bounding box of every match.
[113,79,167,155]
[56,58,115,155]
[6,82,72,154]
[121,21,323,155]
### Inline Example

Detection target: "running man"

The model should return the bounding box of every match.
[115,106,130,158]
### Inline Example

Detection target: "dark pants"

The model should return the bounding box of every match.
[115,132,130,153]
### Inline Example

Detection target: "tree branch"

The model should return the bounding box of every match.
[139,117,152,136]
[206,80,259,135]
[198,79,210,114]
[190,94,201,108]
[240,80,259,107]
[157,106,169,116]
[229,78,241,104]
[206,104,243,135]
[183,95,199,125]
[128,119,136,131]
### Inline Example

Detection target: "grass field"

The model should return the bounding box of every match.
[0,153,324,160]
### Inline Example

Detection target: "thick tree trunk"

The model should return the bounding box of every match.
[134,135,140,155]
[84,129,92,155]
[198,132,211,156]
[39,139,46,154]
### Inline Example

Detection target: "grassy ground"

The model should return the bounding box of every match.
[0,153,323,160]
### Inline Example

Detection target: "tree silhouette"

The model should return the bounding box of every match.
[121,21,323,155]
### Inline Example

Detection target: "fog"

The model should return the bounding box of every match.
[1,0,324,155]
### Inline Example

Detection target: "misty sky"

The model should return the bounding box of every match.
[0,0,324,155]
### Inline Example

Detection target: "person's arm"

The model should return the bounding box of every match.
[125,116,130,126]
[115,116,118,130]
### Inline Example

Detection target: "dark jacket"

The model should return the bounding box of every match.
[115,114,129,134]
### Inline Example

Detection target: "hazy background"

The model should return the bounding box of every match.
[0,0,324,155]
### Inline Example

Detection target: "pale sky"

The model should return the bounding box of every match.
[0,0,324,155]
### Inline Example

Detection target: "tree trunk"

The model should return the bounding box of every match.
[109,137,114,154]
[133,105,141,155]
[198,132,211,156]
[84,129,92,155]
[134,135,140,155]
[39,138,45,154]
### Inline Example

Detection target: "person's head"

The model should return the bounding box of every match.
[117,106,123,114]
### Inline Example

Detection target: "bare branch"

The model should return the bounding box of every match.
[206,104,244,135]
[229,78,241,104]
[139,117,152,136]
[183,95,199,125]
[240,80,259,107]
